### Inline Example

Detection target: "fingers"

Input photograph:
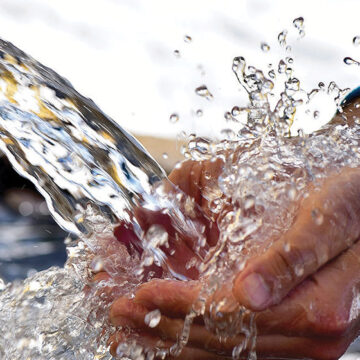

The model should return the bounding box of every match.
[255,239,360,338]
[133,279,202,318]
[108,331,229,359]
[109,293,351,360]
[233,167,360,310]
[110,294,245,354]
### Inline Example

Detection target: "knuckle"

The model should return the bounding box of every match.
[270,245,299,283]
[309,298,350,338]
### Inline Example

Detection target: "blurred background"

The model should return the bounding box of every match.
[0,0,360,356]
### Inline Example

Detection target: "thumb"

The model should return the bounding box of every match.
[233,167,360,311]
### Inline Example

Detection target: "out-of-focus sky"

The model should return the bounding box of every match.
[0,0,359,139]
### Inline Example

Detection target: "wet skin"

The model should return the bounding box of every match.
[98,101,360,359]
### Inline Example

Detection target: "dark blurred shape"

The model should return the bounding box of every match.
[0,155,67,282]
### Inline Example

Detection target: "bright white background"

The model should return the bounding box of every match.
[0,0,359,139]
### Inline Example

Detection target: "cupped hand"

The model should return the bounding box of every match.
[106,159,360,359]
[105,100,360,359]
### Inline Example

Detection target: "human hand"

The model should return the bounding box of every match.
[108,160,360,359]
[105,97,360,359]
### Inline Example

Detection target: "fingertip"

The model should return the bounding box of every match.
[233,272,272,311]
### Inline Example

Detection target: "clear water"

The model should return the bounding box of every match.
[0,17,359,359]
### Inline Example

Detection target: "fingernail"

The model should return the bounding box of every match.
[240,273,271,310]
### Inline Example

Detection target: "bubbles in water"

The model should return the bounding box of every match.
[173,49,181,57]
[144,309,161,328]
[169,113,180,123]
[195,85,214,100]
[353,36,360,46]
[162,152,168,159]
[260,42,270,52]
[313,110,320,119]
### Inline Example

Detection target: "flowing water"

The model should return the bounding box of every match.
[0,17,359,359]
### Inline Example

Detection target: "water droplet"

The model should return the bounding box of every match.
[162,152,168,159]
[283,242,291,252]
[278,60,287,74]
[295,264,304,277]
[318,82,325,90]
[286,45,292,52]
[268,69,276,79]
[293,17,305,37]
[278,30,288,47]
[232,56,246,72]
[221,128,236,139]
[224,111,232,121]
[244,196,255,210]
[90,257,104,273]
[169,113,179,123]
[285,77,300,93]
[173,49,180,58]
[311,208,324,225]
[353,36,360,46]
[0,278,6,291]
[297,129,304,137]
[260,42,270,52]
[143,255,154,266]
[344,57,360,66]
[195,85,213,100]
[286,57,293,64]
[293,16,304,29]
[196,109,203,117]
[144,309,161,328]
[146,224,169,248]
[308,88,319,100]
[287,187,297,201]
[231,106,240,116]
[313,110,320,119]
[184,35,192,43]
[264,169,275,180]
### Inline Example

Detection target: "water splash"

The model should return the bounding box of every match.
[0,15,359,360]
